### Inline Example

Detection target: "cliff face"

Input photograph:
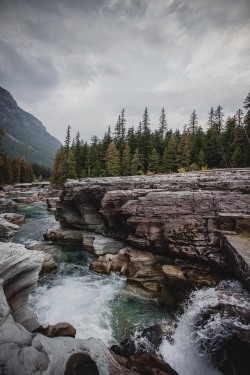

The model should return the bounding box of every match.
[56,169,250,271]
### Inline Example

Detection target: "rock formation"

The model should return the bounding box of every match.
[55,170,250,267]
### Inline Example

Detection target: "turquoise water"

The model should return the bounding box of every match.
[12,198,170,345]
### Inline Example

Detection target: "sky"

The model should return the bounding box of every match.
[0,0,249,143]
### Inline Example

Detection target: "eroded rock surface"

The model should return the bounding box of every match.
[55,170,250,273]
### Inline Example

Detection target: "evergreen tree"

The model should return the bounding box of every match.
[148,148,160,173]
[159,108,167,137]
[207,107,215,129]
[214,105,224,132]
[105,141,120,176]
[121,141,131,176]
[188,109,198,135]
[176,126,191,169]
[161,133,177,172]
[131,149,142,175]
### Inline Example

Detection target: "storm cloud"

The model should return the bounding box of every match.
[0,0,249,142]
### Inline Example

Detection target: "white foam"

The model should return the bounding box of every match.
[30,271,126,346]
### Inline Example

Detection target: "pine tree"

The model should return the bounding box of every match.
[159,108,167,138]
[148,148,160,173]
[188,109,198,135]
[121,141,131,176]
[176,126,191,169]
[105,141,120,176]
[131,149,142,175]
[214,105,224,132]
[161,133,177,172]
[207,107,215,129]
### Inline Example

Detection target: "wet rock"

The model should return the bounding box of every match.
[43,226,83,242]
[193,281,250,375]
[90,247,165,296]
[33,322,76,338]
[46,197,60,212]
[114,352,179,375]
[0,215,19,241]
[111,322,177,357]
[64,353,99,375]
[0,197,18,213]
[83,232,125,255]
[2,212,25,224]
[26,243,57,276]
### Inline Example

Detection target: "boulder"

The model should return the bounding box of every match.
[113,352,179,375]
[0,197,18,213]
[0,216,19,241]
[43,226,83,242]
[33,322,76,338]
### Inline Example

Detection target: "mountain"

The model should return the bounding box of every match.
[0,87,61,166]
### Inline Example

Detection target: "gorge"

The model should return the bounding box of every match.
[0,169,250,374]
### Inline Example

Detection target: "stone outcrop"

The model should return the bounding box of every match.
[55,170,250,273]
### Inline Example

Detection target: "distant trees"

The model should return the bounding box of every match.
[50,94,250,187]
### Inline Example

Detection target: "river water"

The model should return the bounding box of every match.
[11,195,228,375]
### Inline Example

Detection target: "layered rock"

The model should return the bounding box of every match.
[55,170,250,273]
[90,247,224,307]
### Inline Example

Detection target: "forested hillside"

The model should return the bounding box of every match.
[51,94,250,186]
[0,87,61,166]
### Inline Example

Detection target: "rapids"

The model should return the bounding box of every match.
[11,192,249,375]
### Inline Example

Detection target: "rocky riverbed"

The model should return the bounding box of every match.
[1,170,250,374]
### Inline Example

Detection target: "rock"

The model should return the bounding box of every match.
[0,217,19,242]
[0,197,18,213]
[0,212,25,224]
[25,243,57,276]
[111,322,177,357]
[33,322,76,338]
[114,352,179,375]
[55,170,250,279]
[91,247,225,307]
[0,242,44,331]
[40,253,57,275]
[64,353,100,375]
[43,225,83,242]
[90,247,165,297]
[46,197,60,211]
[193,281,250,375]
[83,232,125,255]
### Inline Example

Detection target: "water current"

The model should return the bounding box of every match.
[11,193,241,375]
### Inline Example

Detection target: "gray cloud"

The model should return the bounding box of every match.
[0,0,249,142]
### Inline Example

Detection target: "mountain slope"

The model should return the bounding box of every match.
[0,87,61,166]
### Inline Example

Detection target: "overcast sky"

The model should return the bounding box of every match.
[0,0,249,143]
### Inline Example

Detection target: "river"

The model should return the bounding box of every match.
[11,194,228,375]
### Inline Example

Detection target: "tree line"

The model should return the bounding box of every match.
[51,93,250,186]
[0,130,51,185]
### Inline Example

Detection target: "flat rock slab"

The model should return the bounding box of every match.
[225,234,250,267]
